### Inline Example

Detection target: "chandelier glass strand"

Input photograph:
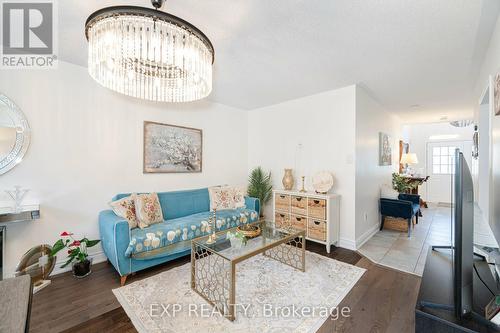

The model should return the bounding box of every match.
[85,4,214,102]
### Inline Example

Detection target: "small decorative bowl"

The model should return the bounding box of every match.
[236,225,261,238]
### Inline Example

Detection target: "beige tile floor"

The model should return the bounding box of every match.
[358,203,452,276]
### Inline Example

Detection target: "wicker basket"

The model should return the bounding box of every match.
[236,225,261,238]
[384,217,412,232]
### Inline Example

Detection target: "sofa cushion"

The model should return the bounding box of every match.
[134,193,164,229]
[124,208,259,257]
[208,186,234,210]
[380,185,399,200]
[231,187,246,208]
[109,195,138,229]
[113,188,211,221]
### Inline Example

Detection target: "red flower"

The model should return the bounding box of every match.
[67,250,73,254]
[70,240,81,247]
[60,231,73,237]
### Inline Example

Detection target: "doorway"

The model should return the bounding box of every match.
[426,140,473,203]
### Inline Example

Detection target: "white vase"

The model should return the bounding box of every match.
[229,236,243,249]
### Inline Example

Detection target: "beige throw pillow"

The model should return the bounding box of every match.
[109,195,138,229]
[380,185,399,200]
[231,187,246,208]
[208,186,235,211]
[134,193,164,229]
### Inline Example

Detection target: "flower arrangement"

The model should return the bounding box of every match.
[392,173,419,193]
[50,232,100,278]
[226,230,247,248]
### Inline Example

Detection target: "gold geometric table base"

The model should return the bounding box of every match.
[191,230,306,321]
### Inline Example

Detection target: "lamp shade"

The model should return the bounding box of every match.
[400,153,418,164]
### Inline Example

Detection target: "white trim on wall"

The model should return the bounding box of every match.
[355,223,380,249]
[338,238,356,251]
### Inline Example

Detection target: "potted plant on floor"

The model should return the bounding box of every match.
[248,166,273,217]
[50,232,100,278]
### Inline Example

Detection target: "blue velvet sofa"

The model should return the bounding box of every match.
[99,188,260,285]
[380,193,420,237]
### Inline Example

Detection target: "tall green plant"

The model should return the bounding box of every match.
[248,167,273,217]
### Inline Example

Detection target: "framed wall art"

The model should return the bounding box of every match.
[143,121,202,173]
[379,132,392,166]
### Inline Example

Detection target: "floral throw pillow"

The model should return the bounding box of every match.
[134,193,164,229]
[208,186,235,211]
[231,187,246,208]
[109,195,138,229]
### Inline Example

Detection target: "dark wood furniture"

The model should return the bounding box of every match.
[416,247,500,332]
[0,275,33,333]
[403,175,429,210]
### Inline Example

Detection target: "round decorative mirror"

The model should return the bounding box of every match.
[0,94,30,175]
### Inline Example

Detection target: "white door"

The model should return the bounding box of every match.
[426,141,473,203]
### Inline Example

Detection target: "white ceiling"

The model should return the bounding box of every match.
[59,0,500,120]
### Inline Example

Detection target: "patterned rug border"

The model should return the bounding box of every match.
[113,251,365,333]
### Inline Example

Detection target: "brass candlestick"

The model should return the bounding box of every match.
[299,176,306,193]
[206,208,218,244]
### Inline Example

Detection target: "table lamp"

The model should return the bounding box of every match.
[400,153,418,175]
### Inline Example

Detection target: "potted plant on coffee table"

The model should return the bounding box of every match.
[50,232,100,278]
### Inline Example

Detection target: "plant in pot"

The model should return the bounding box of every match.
[226,230,247,249]
[248,166,273,217]
[392,172,418,193]
[50,232,100,278]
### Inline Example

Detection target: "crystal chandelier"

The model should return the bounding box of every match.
[85,0,214,102]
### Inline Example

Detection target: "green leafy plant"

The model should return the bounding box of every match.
[248,167,273,217]
[50,231,100,268]
[392,173,418,193]
[226,230,247,245]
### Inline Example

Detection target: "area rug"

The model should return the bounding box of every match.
[113,251,365,333]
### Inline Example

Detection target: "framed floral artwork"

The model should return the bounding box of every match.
[143,121,202,173]
[379,132,392,166]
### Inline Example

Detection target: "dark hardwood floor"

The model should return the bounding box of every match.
[30,241,420,333]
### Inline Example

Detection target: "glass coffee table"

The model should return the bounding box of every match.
[190,221,306,321]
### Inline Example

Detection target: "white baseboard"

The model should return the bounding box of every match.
[50,251,107,276]
[355,224,380,249]
[338,238,356,250]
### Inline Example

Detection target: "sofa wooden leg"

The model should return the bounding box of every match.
[120,275,128,286]
[407,218,412,237]
[380,215,385,231]
[416,213,419,224]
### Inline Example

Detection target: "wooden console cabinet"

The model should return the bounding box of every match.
[273,190,340,253]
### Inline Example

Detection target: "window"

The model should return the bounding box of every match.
[432,146,456,174]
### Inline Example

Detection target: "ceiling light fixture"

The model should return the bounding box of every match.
[85,0,214,102]
[449,119,473,128]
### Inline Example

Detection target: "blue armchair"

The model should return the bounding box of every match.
[380,193,421,237]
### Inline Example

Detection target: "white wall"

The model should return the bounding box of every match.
[247,86,357,248]
[354,86,401,246]
[0,61,249,277]
[478,102,490,219]
[247,84,402,249]
[474,12,500,244]
[401,122,474,201]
